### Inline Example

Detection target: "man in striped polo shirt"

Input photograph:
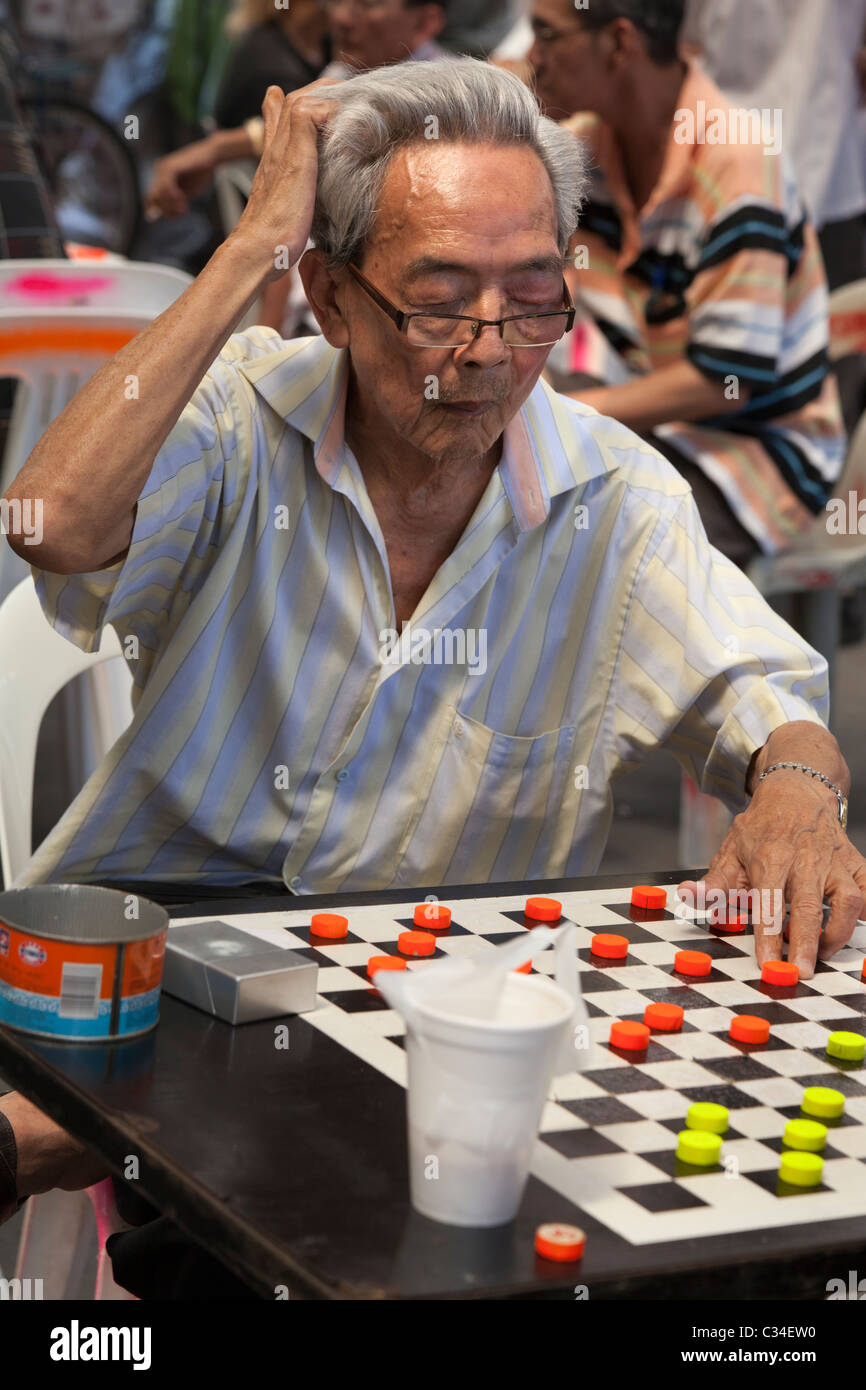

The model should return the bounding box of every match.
[530,0,846,566]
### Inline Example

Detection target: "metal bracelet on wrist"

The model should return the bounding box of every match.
[757,761,849,829]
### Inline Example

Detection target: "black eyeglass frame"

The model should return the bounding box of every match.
[346,263,576,346]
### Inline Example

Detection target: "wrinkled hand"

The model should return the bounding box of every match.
[230,78,341,282]
[145,142,219,220]
[678,770,866,978]
[0,1092,110,1197]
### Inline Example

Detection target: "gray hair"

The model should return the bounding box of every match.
[310,57,587,270]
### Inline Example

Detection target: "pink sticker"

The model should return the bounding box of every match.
[3,273,116,302]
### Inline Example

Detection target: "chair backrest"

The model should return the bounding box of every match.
[0,258,193,602]
[213,161,256,240]
[0,577,125,885]
[829,278,866,361]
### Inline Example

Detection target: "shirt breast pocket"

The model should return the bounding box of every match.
[399,708,578,886]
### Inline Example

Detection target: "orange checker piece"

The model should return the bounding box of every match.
[631,885,667,910]
[591,933,629,960]
[525,896,562,922]
[711,912,747,933]
[761,959,799,987]
[535,1223,586,1263]
[398,930,437,957]
[674,949,712,977]
[730,1014,770,1044]
[644,1002,683,1032]
[610,1020,650,1051]
[367,955,407,980]
[310,912,349,939]
[413,903,452,929]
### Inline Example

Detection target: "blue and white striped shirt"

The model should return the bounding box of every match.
[17,328,829,891]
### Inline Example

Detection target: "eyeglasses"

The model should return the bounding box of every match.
[347,264,576,348]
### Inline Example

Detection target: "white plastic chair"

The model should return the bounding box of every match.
[0,576,135,1299]
[0,258,191,799]
[0,576,127,886]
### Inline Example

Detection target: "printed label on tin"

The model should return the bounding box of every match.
[0,919,167,1040]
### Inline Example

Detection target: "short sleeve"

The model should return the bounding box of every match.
[613,490,829,811]
[684,141,816,402]
[31,327,284,676]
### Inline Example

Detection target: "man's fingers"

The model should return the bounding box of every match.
[818,869,863,959]
[785,856,827,979]
[741,849,790,968]
[262,85,285,147]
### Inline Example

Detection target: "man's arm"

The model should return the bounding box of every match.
[745,719,850,799]
[4,82,337,575]
[0,1092,111,1224]
[144,125,259,221]
[574,360,749,432]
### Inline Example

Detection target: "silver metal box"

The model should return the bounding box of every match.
[162,920,318,1025]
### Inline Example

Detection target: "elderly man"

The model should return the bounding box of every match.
[1,59,863,1255]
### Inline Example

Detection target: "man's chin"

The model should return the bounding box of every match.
[414,412,506,463]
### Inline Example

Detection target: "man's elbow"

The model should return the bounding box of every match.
[1,491,129,574]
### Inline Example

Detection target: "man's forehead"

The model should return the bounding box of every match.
[369,141,559,261]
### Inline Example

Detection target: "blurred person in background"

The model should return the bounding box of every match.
[145,0,449,220]
[213,0,331,129]
[146,0,332,219]
[145,0,450,331]
[683,0,866,294]
[323,0,446,76]
[529,0,845,571]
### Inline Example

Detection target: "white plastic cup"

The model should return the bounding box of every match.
[405,972,575,1227]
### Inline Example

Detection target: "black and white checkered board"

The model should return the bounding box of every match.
[175,886,866,1246]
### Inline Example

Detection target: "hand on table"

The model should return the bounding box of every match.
[678,768,866,979]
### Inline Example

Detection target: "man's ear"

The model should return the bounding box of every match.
[297,248,350,348]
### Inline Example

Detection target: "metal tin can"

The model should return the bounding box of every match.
[0,885,168,1042]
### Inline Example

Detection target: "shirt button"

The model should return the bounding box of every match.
[289,876,302,889]
[336,768,349,782]
[454,719,464,738]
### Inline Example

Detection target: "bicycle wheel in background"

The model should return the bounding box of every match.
[20,97,142,256]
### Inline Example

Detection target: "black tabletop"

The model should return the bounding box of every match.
[1,868,865,1301]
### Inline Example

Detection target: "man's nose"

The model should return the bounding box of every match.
[457,322,511,368]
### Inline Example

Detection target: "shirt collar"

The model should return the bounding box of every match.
[573,58,726,270]
[237,335,615,531]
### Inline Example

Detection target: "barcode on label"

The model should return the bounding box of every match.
[59,962,103,1019]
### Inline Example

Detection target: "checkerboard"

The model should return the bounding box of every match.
[174,884,866,1249]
